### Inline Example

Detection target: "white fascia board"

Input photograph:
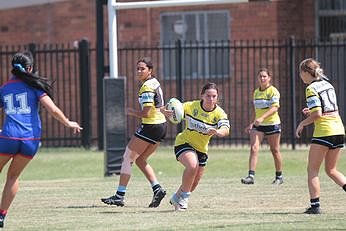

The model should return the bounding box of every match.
[112,0,249,10]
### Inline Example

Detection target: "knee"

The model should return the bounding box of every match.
[186,163,199,175]
[120,147,139,175]
[325,168,336,178]
[250,145,259,155]
[270,147,280,156]
[135,155,146,166]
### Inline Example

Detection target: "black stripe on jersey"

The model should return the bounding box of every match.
[309,106,320,110]
[187,128,210,136]
[306,95,317,99]
[141,90,155,94]
[185,114,218,126]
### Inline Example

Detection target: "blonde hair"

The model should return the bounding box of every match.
[299,58,329,80]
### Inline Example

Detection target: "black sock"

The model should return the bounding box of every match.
[310,197,320,208]
[248,170,255,177]
[343,184,346,192]
[116,191,125,198]
[275,171,283,178]
[152,184,161,193]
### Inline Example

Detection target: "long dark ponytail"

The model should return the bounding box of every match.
[11,52,54,99]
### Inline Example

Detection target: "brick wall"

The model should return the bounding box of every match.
[0,0,315,46]
[0,0,96,45]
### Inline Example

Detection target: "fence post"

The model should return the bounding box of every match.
[289,36,296,150]
[175,39,183,132]
[78,38,91,148]
[28,43,37,72]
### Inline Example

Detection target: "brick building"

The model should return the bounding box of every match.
[0,0,318,46]
[0,0,345,147]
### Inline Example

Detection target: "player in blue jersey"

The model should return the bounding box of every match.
[0,52,82,228]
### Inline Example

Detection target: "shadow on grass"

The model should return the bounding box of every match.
[57,204,175,214]
[100,209,174,214]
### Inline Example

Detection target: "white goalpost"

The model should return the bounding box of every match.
[107,0,249,79]
[104,0,248,175]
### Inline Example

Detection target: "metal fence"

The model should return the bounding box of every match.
[1,38,345,148]
[117,38,346,148]
[0,40,92,148]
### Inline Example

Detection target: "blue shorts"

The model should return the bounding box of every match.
[174,143,208,167]
[0,137,40,159]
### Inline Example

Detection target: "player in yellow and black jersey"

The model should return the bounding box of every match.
[241,68,284,185]
[102,58,167,208]
[163,82,230,211]
[296,58,346,214]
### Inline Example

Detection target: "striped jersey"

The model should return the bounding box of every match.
[0,77,46,139]
[305,79,344,137]
[175,100,230,153]
[138,78,166,124]
[253,85,280,125]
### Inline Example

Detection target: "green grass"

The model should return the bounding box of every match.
[0,146,345,230]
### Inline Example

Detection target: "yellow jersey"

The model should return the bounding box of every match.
[253,85,280,125]
[175,100,230,154]
[305,79,345,137]
[138,78,166,124]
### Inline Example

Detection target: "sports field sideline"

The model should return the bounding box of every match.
[0,146,345,230]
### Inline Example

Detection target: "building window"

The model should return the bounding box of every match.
[317,0,346,41]
[160,11,230,79]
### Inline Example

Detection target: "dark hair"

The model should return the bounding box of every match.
[11,52,54,98]
[201,82,218,95]
[137,57,153,70]
[257,67,272,77]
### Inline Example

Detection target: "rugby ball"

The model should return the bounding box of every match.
[166,98,184,124]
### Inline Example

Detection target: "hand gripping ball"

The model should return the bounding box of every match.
[166,98,184,124]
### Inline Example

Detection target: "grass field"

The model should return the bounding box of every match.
[0,146,345,230]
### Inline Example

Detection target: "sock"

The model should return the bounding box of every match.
[248,170,255,178]
[180,191,191,199]
[310,198,320,208]
[343,184,346,192]
[116,185,126,198]
[275,171,283,179]
[152,183,161,193]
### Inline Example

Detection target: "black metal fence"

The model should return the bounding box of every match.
[0,40,92,148]
[1,38,345,148]
[117,38,346,148]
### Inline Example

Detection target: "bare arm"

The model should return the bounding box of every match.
[207,126,230,137]
[296,109,322,138]
[40,95,82,133]
[126,106,151,118]
[253,106,278,126]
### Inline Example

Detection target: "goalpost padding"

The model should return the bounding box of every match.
[103,77,126,176]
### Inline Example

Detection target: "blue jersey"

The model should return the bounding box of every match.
[0,77,46,140]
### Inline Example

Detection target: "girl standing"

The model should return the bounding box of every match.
[296,58,346,214]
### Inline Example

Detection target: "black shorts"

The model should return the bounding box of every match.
[252,124,281,135]
[134,122,167,144]
[174,143,208,167]
[311,135,345,149]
